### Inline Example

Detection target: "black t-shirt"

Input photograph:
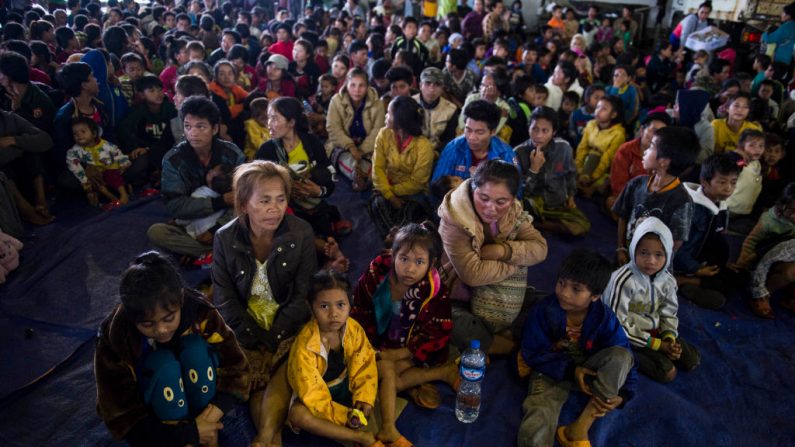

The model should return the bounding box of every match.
[613,175,694,243]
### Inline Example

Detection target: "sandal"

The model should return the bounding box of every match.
[332,219,353,237]
[384,435,413,447]
[749,297,775,319]
[407,383,441,409]
[556,426,591,447]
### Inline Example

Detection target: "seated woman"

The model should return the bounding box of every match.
[326,67,386,191]
[211,161,317,447]
[438,160,548,355]
[370,96,435,238]
[255,97,352,271]
[95,251,249,446]
[209,59,249,120]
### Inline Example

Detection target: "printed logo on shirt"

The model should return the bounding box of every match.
[455,165,466,172]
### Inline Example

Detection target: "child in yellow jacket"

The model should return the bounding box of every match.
[243,97,271,160]
[287,270,385,447]
[576,95,626,196]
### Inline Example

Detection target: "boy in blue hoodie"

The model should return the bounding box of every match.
[518,250,636,447]
[603,217,700,383]
[675,153,742,309]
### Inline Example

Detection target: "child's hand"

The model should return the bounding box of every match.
[660,339,681,360]
[696,265,720,277]
[566,196,577,209]
[354,401,373,419]
[130,147,149,160]
[529,148,546,173]
[591,394,623,417]
[575,366,597,395]
[388,196,405,209]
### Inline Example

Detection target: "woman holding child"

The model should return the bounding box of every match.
[438,160,548,355]
[211,161,317,447]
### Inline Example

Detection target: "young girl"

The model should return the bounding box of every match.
[734,183,795,318]
[95,251,249,445]
[712,93,763,155]
[66,117,131,207]
[243,97,270,160]
[351,222,457,444]
[569,85,605,147]
[575,95,626,197]
[516,106,590,236]
[287,270,384,447]
[370,96,435,238]
[159,37,189,99]
[330,54,351,94]
[227,44,258,92]
[725,129,766,233]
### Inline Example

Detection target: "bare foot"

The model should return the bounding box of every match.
[377,424,402,444]
[118,188,129,205]
[34,203,52,220]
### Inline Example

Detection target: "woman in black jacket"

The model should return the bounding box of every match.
[255,97,351,271]
[211,160,317,447]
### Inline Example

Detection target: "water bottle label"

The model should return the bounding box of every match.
[461,366,484,381]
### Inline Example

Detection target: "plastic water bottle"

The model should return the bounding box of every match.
[456,339,486,423]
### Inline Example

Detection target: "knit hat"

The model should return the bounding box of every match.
[265,54,289,70]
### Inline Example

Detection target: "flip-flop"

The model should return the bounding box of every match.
[407,383,441,409]
[384,435,413,447]
[556,426,591,447]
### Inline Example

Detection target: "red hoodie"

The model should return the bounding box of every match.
[610,137,647,196]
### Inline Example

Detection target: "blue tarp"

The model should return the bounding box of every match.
[0,182,793,446]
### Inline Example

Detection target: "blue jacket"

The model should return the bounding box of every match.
[763,20,795,65]
[431,135,518,183]
[521,294,638,402]
[82,50,129,133]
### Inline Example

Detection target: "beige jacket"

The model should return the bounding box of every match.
[437,179,548,287]
[412,93,458,150]
[325,86,386,156]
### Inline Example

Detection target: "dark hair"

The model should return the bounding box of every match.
[120,251,184,322]
[389,95,424,136]
[557,60,577,85]
[708,58,730,76]
[102,26,129,58]
[390,221,443,266]
[582,85,605,104]
[135,74,164,92]
[755,53,772,69]
[562,90,580,106]
[654,126,699,176]
[3,23,26,42]
[348,39,368,55]
[700,153,742,182]
[614,64,635,78]
[765,132,784,149]
[385,65,414,85]
[227,44,249,62]
[463,99,502,131]
[210,164,235,194]
[179,95,221,126]
[776,182,795,210]
[222,29,242,44]
[642,111,673,127]
[511,75,533,100]
[200,14,215,31]
[558,249,613,295]
[447,48,468,70]
[120,52,144,68]
[726,91,752,107]
[530,106,559,131]
[0,51,30,84]
[71,116,100,137]
[30,41,52,65]
[55,26,77,51]
[308,269,351,304]
[738,128,765,147]
[175,74,210,97]
[185,60,213,80]
[166,38,188,64]
[402,16,418,27]
[370,58,390,80]
[270,97,309,134]
[57,62,93,97]
[484,67,510,97]
[472,159,520,197]
[599,95,625,126]
[30,20,53,41]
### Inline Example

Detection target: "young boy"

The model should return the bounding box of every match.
[518,250,636,447]
[725,129,766,234]
[607,65,639,124]
[569,85,604,147]
[530,84,549,109]
[613,126,698,265]
[755,133,787,213]
[675,153,742,309]
[118,75,178,185]
[603,217,701,382]
[243,97,270,160]
[119,52,149,106]
[516,106,590,236]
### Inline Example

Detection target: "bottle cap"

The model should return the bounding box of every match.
[470,339,480,350]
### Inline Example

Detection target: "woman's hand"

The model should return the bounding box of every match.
[480,243,506,261]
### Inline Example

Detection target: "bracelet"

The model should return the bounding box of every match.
[616,247,628,253]
[500,241,513,262]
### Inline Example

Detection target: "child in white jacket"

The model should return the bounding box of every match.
[603,217,700,382]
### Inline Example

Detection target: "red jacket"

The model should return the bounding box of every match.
[610,138,647,196]
[351,252,453,366]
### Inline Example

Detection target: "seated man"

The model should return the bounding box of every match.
[147,96,244,262]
